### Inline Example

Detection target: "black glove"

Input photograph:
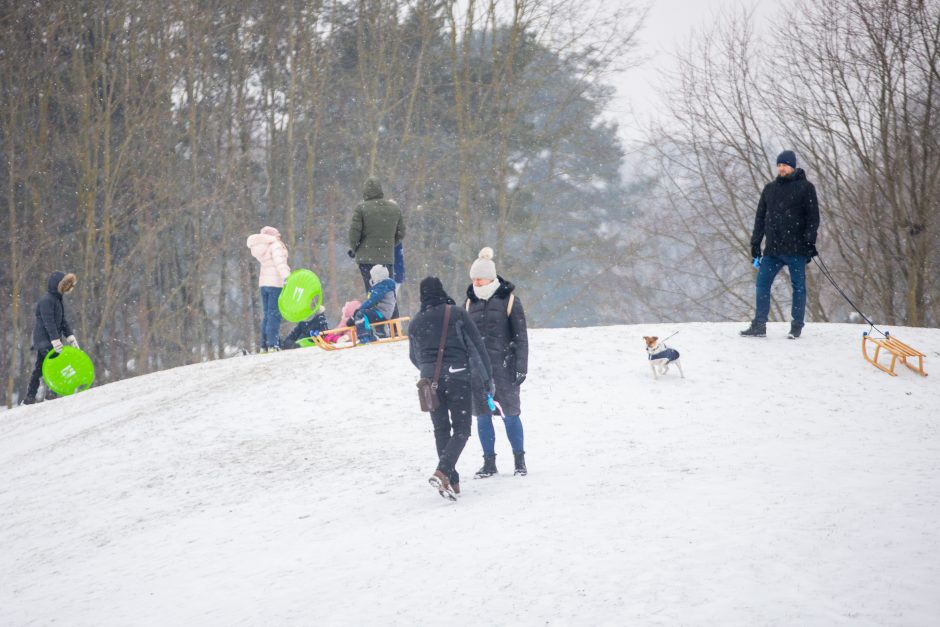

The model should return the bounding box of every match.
[347,249,355,259]
[514,371,527,386]
[750,244,761,259]
[807,242,818,258]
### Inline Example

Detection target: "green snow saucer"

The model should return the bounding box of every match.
[42,346,95,396]
[278,269,323,323]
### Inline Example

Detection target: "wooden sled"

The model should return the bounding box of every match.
[862,332,928,377]
[300,317,410,351]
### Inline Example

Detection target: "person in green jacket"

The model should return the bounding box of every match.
[348,177,405,294]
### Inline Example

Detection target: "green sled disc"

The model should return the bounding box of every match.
[295,336,318,348]
[42,346,95,396]
[278,269,323,322]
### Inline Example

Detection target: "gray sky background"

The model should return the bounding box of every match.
[603,0,773,147]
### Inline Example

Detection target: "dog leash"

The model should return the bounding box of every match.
[486,394,505,418]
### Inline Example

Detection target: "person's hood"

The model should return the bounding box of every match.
[419,276,455,311]
[260,226,281,237]
[363,177,384,201]
[47,271,66,296]
[247,233,278,248]
[341,300,363,321]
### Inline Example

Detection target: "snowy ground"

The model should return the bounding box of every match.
[1,322,938,626]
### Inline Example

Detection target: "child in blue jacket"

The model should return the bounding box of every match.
[355,265,397,343]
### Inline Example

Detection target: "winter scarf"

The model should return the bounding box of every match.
[472,279,500,301]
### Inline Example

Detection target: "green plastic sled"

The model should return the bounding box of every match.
[295,336,318,348]
[42,346,95,396]
[278,269,323,323]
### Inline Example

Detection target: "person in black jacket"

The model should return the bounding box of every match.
[465,247,530,478]
[23,271,79,404]
[741,150,820,339]
[280,306,330,349]
[409,276,494,500]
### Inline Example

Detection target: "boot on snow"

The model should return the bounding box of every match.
[788,322,803,339]
[513,452,527,477]
[739,321,766,337]
[474,455,498,479]
[429,470,457,501]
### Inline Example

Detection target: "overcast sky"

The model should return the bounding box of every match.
[603,0,773,147]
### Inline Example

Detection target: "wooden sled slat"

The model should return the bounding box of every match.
[862,333,928,377]
[304,317,411,351]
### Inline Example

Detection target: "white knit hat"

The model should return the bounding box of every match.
[370,264,390,285]
[469,247,497,281]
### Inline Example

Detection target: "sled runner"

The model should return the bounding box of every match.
[304,317,410,351]
[862,331,927,377]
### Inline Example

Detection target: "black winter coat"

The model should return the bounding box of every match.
[750,168,820,259]
[32,271,73,352]
[465,278,529,416]
[409,304,493,386]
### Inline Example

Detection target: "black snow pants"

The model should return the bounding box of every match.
[26,349,53,398]
[430,374,472,486]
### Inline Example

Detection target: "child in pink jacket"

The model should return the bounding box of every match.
[321,300,362,345]
[247,226,291,352]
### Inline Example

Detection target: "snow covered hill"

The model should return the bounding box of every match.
[2,322,938,626]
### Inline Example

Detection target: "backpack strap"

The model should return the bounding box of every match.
[506,293,515,316]
[432,306,452,388]
[465,299,470,311]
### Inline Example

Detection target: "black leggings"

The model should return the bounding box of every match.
[26,349,53,398]
[430,375,472,484]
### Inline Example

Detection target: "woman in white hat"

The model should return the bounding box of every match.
[465,247,530,477]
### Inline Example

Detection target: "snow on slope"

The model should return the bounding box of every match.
[1,322,938,627]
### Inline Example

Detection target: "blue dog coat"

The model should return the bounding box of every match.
[649,347,680,362]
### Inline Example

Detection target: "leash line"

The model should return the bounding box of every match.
[811,254,886,337]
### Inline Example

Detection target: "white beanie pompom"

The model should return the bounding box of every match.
[470,246,498,281]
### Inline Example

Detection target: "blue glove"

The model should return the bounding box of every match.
[752,257,761,268]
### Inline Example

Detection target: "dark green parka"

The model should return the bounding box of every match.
[348,178,405,265]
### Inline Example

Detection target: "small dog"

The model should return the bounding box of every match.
[644,336,685,379]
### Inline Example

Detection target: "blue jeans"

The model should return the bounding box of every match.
[754,255,808,325]
[260,286,282,349]
[477,414,525,456]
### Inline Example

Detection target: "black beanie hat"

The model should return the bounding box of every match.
[776,150,797,168]
[419,276,455,311]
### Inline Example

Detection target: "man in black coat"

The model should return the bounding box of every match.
[464,247,530,478]
[409,276,494,499]
[24,271,79,404]
[741,150,820,339]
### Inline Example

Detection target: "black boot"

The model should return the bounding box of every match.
[21,395,37,405]
[739,321,766,337]
[474,455,498,479]
[788,322,803,339]
[513,451,527,476]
